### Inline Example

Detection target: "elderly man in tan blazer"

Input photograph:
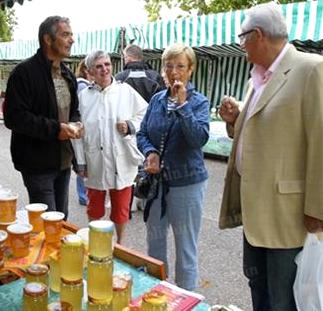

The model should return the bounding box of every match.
[219,2,323,310]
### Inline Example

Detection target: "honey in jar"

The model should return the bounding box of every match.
[60,234,84,282]
[23,282,48,311]
[112,275,130,311]
[87,299,112,311]
[60,278,83,311]
[89,220,114,259]
[141,290,168,311]
[88,257,113,303]
[26,264,49,286]
[47,301,73,310]
[49,251,60,293]
[0,229,8,268]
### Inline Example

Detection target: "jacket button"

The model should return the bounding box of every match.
[100,147,103,150]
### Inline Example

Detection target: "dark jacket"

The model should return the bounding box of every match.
[4,48,80,173]
[137,83,209,187]
[115,61,165,102]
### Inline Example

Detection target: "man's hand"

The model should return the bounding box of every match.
[219,96,240,126]
[145,152,160,174]
[116,120,128,136]
[58,123,78,140]
[304,214,323,233]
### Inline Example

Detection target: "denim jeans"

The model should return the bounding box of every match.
[21,168,71,220]
[76,175,87,205]
[243,234,302,311]
[146,180,207,291]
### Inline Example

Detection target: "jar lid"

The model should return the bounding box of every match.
[0,230,8,242]
[7,223,33,234]
[24,203,48,212]
[26,264,49,276]
[113,275,128,291]
[40,211,65,222]
[0,188,18,201]
[89,220,114,233]
[47,301,73,311]
[23,282,48,297]
[142,290,167,305]
[88,256,113,264]
[61,234,83,246]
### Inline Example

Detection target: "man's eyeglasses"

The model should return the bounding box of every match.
[238,29,256,43]
[164,64,188,72]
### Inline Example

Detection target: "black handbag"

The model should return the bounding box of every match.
[133,166,160,200]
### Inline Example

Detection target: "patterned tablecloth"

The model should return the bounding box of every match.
[0,259,210,310]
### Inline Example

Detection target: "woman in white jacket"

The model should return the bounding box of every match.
[72,50,147,243]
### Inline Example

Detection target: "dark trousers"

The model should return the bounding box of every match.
[243,234,302,311]
[21,168,71,220]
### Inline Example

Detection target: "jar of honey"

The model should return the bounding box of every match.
[49,251,60,293]
[26,264,49,286]
[60,234,84,283]
[0,229,8,268]
[87,257,113,303]
[141,290,168,311]
[47,301,73,310]
[23,282,48,311]
[112,275,130,311]
[60,279,83,311]
[89,220,114,260]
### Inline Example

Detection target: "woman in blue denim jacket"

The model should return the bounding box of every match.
[137,43,210,290]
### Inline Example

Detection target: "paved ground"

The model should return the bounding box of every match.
[0,122,251,310]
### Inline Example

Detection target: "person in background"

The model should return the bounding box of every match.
[4,16,81,220]
[74,59,92,206]
[72,50,148,244]
[115,44,165,103]
[219,2,323,310]
[137,43,209,291]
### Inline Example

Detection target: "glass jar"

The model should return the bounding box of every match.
[141,290,168,311]
[120,273,133,302]
[23,282,48,311]
[47,301,73,310]
[89,220,114,260]
[49,251,60,293]
[112,275,130,311]
[88,257,113,303]
[60,234,84,283]
[60,279,83,311]
[26,264,49,286]
[0,229,8,268]
[87,299,112,311]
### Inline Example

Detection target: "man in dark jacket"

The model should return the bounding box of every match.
[115,44,165,103]
[4,16,81,220]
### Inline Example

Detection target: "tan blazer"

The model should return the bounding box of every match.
[219,46,323,248]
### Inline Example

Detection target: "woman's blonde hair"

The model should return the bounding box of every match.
[75,59,88,79]
[162,43,196,72]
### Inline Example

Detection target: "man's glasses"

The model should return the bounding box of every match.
[238,29,256,43]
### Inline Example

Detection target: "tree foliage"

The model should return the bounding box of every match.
[143,0,304,21]
[0,8,16,42]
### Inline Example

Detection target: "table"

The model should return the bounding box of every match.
[0,219,210,310]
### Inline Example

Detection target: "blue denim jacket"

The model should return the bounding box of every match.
[137,82,209,187]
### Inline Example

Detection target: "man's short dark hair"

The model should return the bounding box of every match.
[124,44,143,61]
[38,16,70,48]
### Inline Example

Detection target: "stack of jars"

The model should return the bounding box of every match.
[87,220,114,310]
[60,234,85,310]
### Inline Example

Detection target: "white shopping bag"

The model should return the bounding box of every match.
[294,233,323,311]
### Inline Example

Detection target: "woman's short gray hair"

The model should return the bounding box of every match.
[85,50,110,69]
[162,43,196,72]
[242,2,288,40]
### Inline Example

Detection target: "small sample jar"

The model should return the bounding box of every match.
[60,234,84,282]
[49,251,60,293]
[23,282,48,311]
[87,299,112,311]
[120,273,133,302]
[112,275,130,311]
[26,264,49,286]
[89,220,114,260]
[87,257,113,303]
[60,278,83,311]
[0,229,8,268]
[141,290,168,311]
[47,301,73,310]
